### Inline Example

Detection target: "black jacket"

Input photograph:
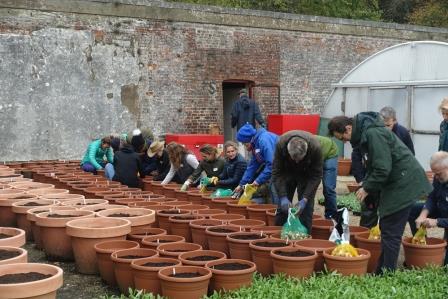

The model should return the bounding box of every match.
[140,154,158,176]
[154,150,171,181]
[112,144,145,188]
[230,95,264,130]
[217,154,247,190]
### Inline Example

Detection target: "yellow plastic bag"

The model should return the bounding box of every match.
[237,184,257,205]
[412,226,427,245]
[331,243,359,257]
[368,224,381,240]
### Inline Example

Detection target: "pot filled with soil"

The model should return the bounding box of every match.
[250,226,282,236]
[208,198,234,210]
[209,214,245,224]
[323,247,370,276]
[97,208,155,230]
[39,193,85,202]
[0,193,37,227]
[249,239,293,276]
[141,235,186,250]
[246,204,277,223]
[79,204,128,213]
[181,204,209,213]
[205,225,240,256]
[271,247,317,278]
[311,219,334,240]
[94,240,140,286]
[189,219,223,249]
[156,209,190,233]
[111,248,159,295]
[295,239,337,272]
[195,209,227,219]
[179,250,226,266]
[35,210,95,261]
[228,219,266,232]
[168,215,205,242]
[157,242,202,259]
[205,258,256,293]
[9,182,54,191]
[61,199,108,207]
[0,228,25,248]
[354,231,381,273]
[0,262,63,299]
[26,188,69,197]
[226,202,251,218]
[128,227,167,245]
[127,201,160,208]
[164,200,193,209]
[0,246,27,265]
[266,209,276,226]
[187,191,208,205]
[131,257,181,296]
[66,217,132,274]
[402,237,447,268]
[158,266,212,299]
[226,231,268,261]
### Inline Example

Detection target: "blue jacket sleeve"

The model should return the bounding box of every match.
[437,218,448,228]
[88,141,102,170]
[218,160,247,187]
[239,156,258,186]
[254,140,274,185]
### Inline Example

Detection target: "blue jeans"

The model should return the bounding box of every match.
[81,161,105,175]
[323,157,338,219]
[104,163,115,180]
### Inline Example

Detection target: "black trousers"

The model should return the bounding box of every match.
[376,205,412,274]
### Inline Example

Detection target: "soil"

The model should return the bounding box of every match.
[133,232,157,236]
[117,255,147,259]
[75,202,97,205]
[165,249,188,252]
[21,202,46,206]
[93,208,106,212]
[172,216,197,220]
[13,196,35,199]
[46,214,77,218]
[168,272,203,278]
[107,213,137,217]
[212,263,252,271]
[186,255,220,261]
[0,233,12,239]
[208,228,235,233]
[253,241,289,248]
[0,272,52,284]
[275,250,314,257]
[0,249,21,260]
[198,223,216,227]
[230,234,265,240]
[142,262,177,267]
[160,210,184,214]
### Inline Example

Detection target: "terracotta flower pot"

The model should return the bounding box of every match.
[208,198,234,210]
[164,201,193,209]
[189,219,223,249]
[226,232,268,261]
[131,257,181,296]
[266,209,276,226]
[346,183,360,193]
[157,242,202,258]
[26,188,69,197]
[194,209,226,219]
[128,228,167,245]
[206,259,256,292]
[249,239,293,276]
[111,248,159,294]
[294,239,337,272]
[35,210,95,261]
[162,185,180,198]
[226,202,251,217]
[271,247,317,278]
[94,240,140,286]
[9,182,54,191]
[311,219,334,240]
[210,214,245,224]
[169,215,205,242]
[61,199,108,207]
[66,217,132,274]
[323,247,370,276]
[247,204,277,223]
[337,158,351,176]
[354,232,381,273]
[229,219,266,232]
[39,193,85,202]
[0,193,36,227]
[174,189,190,201]
[115,198,144,206]
[156,209,191,233]
[0,263,63,299]
[205,225,241,256]
[250,226,282,236]
[349,226,369,245]
[0,227,26,248]
[0,246,28,265]
[181,204,209,213]
[127,201,160,208]
[79,204,128,213]
[179,250,226,266]
[186,192,206,205]
[402,237,447,268]
[158,266,212,299]
[141,235,186,250]
[97,208,155,230]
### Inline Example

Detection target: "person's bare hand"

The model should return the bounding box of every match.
[355,187,368,202]
[423,218,438,228]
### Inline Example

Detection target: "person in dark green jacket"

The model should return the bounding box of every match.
[80,136,113,174]
[328,112,431,274]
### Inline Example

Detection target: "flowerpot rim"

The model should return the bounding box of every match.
[209,214,246,221]
[178,250,226,266]
[294,239,337,251]
[0,246,27,265]
[12,200,60,214]
[158,265,212,282]
[402,237,447,249]
[205,225,241,236]
[80,204,128,212]
[354,232,381,244]
[181,204,210,211]
[61,199,109,206]
[205,258,256,275]
[249,239,293,251]
[35,210,96,227]
[323,247,371,261]
[168,215,205,223]
[129,227,167,238]
[229,219,266,227]
[157,242,202,254]
[156,209,191,217]
[246,204,277,211]
[111,248,158,263]
[66,217,131,238]
[195,209,227,216]
[96,208,155,227]
[40,194,85,201]
[94,240,140,254]
[270,247,318,261]
[130,257,181,271]
[226,232,268,244]
[189,219,223,228]
[141,235,186,246]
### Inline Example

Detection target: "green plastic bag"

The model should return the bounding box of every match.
[281,208,309,240]
[211,188,233,198]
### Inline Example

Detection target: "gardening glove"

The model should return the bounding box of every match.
[180,180,191,192]
[210,176,219,185]
[280,196,291,214]
[295,198,307,215]
[232,185,243,199]
[200,177,211,187]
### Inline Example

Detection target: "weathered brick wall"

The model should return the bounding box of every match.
[0,0,447,160]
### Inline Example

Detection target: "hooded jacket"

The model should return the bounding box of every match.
[112,144,145,188]
[230,95,265,131]
[351,112,431,217]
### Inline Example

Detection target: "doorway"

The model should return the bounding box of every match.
[222,81,250,142]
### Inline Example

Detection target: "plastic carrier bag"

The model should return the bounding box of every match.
[237,184,258,205]
[331,243,359,257]
[211,188,233,198]
[281,208,309,240]
[412,226,427,245]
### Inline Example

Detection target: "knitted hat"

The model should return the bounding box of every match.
[147,140,165,158]
[237,123,257,143]
[130,129,145,153]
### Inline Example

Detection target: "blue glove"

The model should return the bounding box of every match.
[296,198,307,214]
[279,196,290,213]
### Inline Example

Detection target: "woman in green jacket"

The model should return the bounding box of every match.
[80,136,114,174]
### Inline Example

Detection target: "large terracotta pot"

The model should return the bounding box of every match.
[97,208,155,230]
[208,198,234,210]
[128,228,167,245]
[141,235,186,250]
[228,219,265,232]
[0,193,35,227]
[402,237,447,268]
[227,232,268,261]
[194,209,226,219]
[247,204,277,223]
[131,257,181,296]
[349,226,369,245]
[271,247,317,278]
[205,225,240,256]
[181,204,209,213]
[0,263,63,299]
[169,215,205,242]
[111,248,159,295]
[250,226,282,236]
[0,227,25,248]
[164,201,193,209]
[354,232,381,273]
[179,250,226,267]
[156,209,190,233]
[39,193,85,202]
[66,217,131,274]
[189,219,223,249]
[205,259,256,292]
[295,239,337,272]
[337,158,352,176]
[323,247,370,276]
[249,239,293,276]
[79,204,128,213]
[94,240,140,286]
[0,246,27,265]
[26,188,69,197]
[311,219,333,240]
[209,214,245,224]
[61,199,108,207]
[174,189,189,201]
[8,182,54,191]
[158,266,212,299]
[226,202,251,217]
[186,192,206,205]
[157,242,202,259]
[266,209,276,226]
[35,210,95,261]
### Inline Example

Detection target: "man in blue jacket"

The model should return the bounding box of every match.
[233,124,278,203]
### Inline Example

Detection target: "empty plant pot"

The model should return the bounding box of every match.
[210,214,245,224]
[226,202,250,218]
[205,259,256,292]
[0,246,27,265]
[97,208,155,229]
[247,204,277,223]
[0,263,63,299]
[158,266,212,299]
[66,217,132,274]
[249,239,293,276]
[157,242,202,259]
[311,219,334,240]
[205,225,241,256]
[111,248,159,295]
[36,210,95,261]
[271,247,317,278]
[228,219,266,232]
[295,239,337,272]
[179,250,227,267]
[323,247,370,276]
[0,227,26,248]
[156,209,191,233]
[128,227,167,245]
[189,219,223,249]
[169,215,205,242]
[9,182,55,191]
[354,232,381,273]
[131,257,181,296]
[227,232,268,261]
[402,237,447,268]
[141,235,186,251]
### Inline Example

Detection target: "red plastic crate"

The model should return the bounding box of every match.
[165,134,224,160]
[267,114,320,135]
